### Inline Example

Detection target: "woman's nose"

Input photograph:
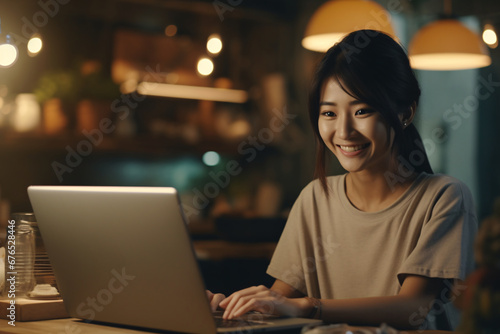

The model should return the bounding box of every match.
[336,114,355,139]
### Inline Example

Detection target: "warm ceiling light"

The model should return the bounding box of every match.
[409,19,491,70]
[302,0,396,52]
[482,24,498,48]
[0,43,18,67]
[197,58,214,76]
[27,36,43,56]
[136,82,248,103]
[207,34,222,54]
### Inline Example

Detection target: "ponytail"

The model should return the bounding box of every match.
[399,124,433,175]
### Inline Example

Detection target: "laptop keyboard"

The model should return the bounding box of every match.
[215,317,268,328]
[213,312,275,329]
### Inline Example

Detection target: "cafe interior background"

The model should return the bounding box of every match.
[0,0,499,294]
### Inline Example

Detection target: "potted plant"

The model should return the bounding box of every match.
[34,61,120,135]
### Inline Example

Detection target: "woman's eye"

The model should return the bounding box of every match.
[321,111,336,117]
[355,108,373,116]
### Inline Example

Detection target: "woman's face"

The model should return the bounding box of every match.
[318,77,394,174]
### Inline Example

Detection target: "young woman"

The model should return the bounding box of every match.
[209,30,478,330]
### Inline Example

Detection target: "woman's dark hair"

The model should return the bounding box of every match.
[309,29,433,193]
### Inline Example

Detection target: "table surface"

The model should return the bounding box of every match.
[0,318,454,334]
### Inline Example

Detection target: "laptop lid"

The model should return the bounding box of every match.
[28,185,322,334]
[28,186,217,334]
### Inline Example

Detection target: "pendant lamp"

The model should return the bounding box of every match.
[302,0,396,52]
[408,0,491,70]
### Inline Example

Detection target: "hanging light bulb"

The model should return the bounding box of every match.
[27,35,43,56]
[0,35,18,67]
[482,24,498,49]
[0,44,18,67]
[197,58,214,76]
[207,34,222,55]
[0,20,19,67]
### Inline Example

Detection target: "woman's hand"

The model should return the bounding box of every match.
[206,290,226,312]
[219,285,309,319]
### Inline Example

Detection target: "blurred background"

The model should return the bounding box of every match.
[0,0,499,293]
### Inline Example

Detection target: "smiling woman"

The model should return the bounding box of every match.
[208,30,478,331]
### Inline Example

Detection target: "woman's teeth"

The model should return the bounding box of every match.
[339,144,368,152]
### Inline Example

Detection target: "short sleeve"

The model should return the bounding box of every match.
[397,180,478,284]
[266,184,313,295]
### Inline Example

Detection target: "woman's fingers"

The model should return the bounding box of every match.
[230,296,275,319]
[221,286,268,315]
[222,286,275,319]
[210,293,226,312]
[206,290,226,312]
[219,286,305,319]
[220,285,265,308]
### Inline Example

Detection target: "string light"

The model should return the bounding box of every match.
[197,58,214,76]
[27,35,43,56]
[483,24,498,48]
[207,34,222,55]
[0,18,18,67]
[0,41,18,67]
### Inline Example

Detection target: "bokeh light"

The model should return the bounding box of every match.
[197,58,214,76]
[202,151,220,166]
[0,43,18,67]
[165,25,178,37]
[27,36,43,55]
[207,34,223,54]
[483,25,498,48]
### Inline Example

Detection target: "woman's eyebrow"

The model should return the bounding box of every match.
[319,100,366,106]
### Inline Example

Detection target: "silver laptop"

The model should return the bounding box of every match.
[27,186,321,334]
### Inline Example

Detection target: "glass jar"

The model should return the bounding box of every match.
[4,213,36,298]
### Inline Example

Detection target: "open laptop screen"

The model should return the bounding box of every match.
[28,186,217,334]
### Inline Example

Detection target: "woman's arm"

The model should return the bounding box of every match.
[317,275,446,328]
[270,279,305,298]
[220,275,446,329]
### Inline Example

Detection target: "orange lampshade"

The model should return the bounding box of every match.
[409,19,491,70]
[302,0,396,52]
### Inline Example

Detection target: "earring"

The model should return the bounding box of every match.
[403,121,408,127]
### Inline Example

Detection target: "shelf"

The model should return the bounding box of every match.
[0,132,240,155]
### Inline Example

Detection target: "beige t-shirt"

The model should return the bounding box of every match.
[267,172,477,329]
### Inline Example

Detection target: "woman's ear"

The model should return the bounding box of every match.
[399,102,416,128]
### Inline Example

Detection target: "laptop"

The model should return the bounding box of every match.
[27,186,322,334]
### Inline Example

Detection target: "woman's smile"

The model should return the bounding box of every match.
[337,143,371,154]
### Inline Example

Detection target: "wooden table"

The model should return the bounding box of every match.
[0,318,151,333]
[0,318,453,333]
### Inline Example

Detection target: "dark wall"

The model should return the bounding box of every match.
[478,61,500,222]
